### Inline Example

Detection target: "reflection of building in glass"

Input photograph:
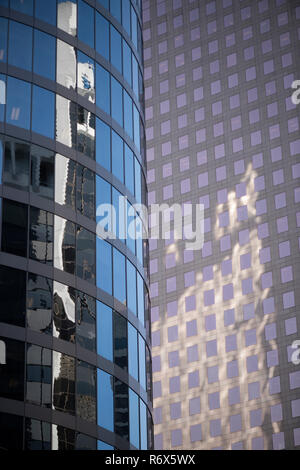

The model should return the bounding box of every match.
[0,0,151,451]
[143,0,300,451]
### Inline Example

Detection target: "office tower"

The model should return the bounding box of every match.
[143,0,300,450]
[0,0,153,450]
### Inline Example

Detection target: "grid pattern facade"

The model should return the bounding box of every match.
[0,0,153,451]
[143,0,300,450]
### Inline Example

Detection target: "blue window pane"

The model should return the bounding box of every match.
[122,0,131,37]
[96,175,111,235]
[96,237,112,294]
[32,86,54,139]
[132,55,139,98]
[6,77,31,130]
[33,30,55,81]
[127,261,137,316]
[77,51,95,103]
[139,334,146,390]
[140,400,147,450]
[78,0,95,49]
[129,389,140,449]
[35,0,57,26]
[95,13,109,61]
[110,0,121,22]
[8,21,33,71]
[113,248,126,304]
[112,187,122,239]
[125,145,134,195]
[97,440,113,450]
[96,175,111,206]
[97,0,109,10]
[0,18,8,63]
[97,301,113,361]
[134,158,141,203]
[110,26,122,74]
[126,200,136,255]
[133,105,140,152]
[124,91,133,140]
[11,0,33,15]
[96,64,110,115]
[112,130,124,183]
[96,118,111,171]
[97,369,114,432]
[0,74,5,122]
[128,323,138,383]
[137,234,143,266]
[111,77,123,127]
[131,7,138,49]
[137,273,145,326]
[123,41,132,87]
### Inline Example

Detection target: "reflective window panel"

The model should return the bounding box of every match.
[53,281,76,343]
[27,273,52,334]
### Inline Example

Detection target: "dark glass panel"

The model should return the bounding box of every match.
[54,216,76,275]
[27,273,52,334]
[76,360,96,423]
[1,198,28,257]
[97,301,113,361]
[123,40,132,87]
[110,0,121,23]
[29,207,54,265]
[128,323,138,381]
[0,413,23,450]
[146,345,152,403]
[8,20,32,71]
[96,118,111,171]
[95,13,109,61]
[111,77,123,127]
[129,389,139,449]
[35,0,57,26]
[96,237,112,294]
[114,378,129,440]
[52,425,76,450]
[53,282,76,343]
[76,434,97,450]
[96,64,110,115]
[76,226,95,284]
[11,0,33,15]
[76,292,96,352]
[0,337,25,401]
[112,130,124,183]
[113,311,128,371]
[110,26,122,74]
[139,334,146,390]
[0,265,26,327]
[30,145,54,200]
[6,76,31,130]
[0,73,4,122]
[26,344,52,408]
[0,18,8,63]
[125,144,134,195]
[122,0,131,37]
[52,351,75,415]
[25,418,51,450]
[78,0,94,49]
[76,164,95,220]
[97,369,114,432]
[3,137,30,190]
[147,409,154,451]
[32,85,55,139]
[77,105,95,159]
[33,30,56,81]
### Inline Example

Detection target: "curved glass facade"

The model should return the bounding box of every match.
[0,0,152,451]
